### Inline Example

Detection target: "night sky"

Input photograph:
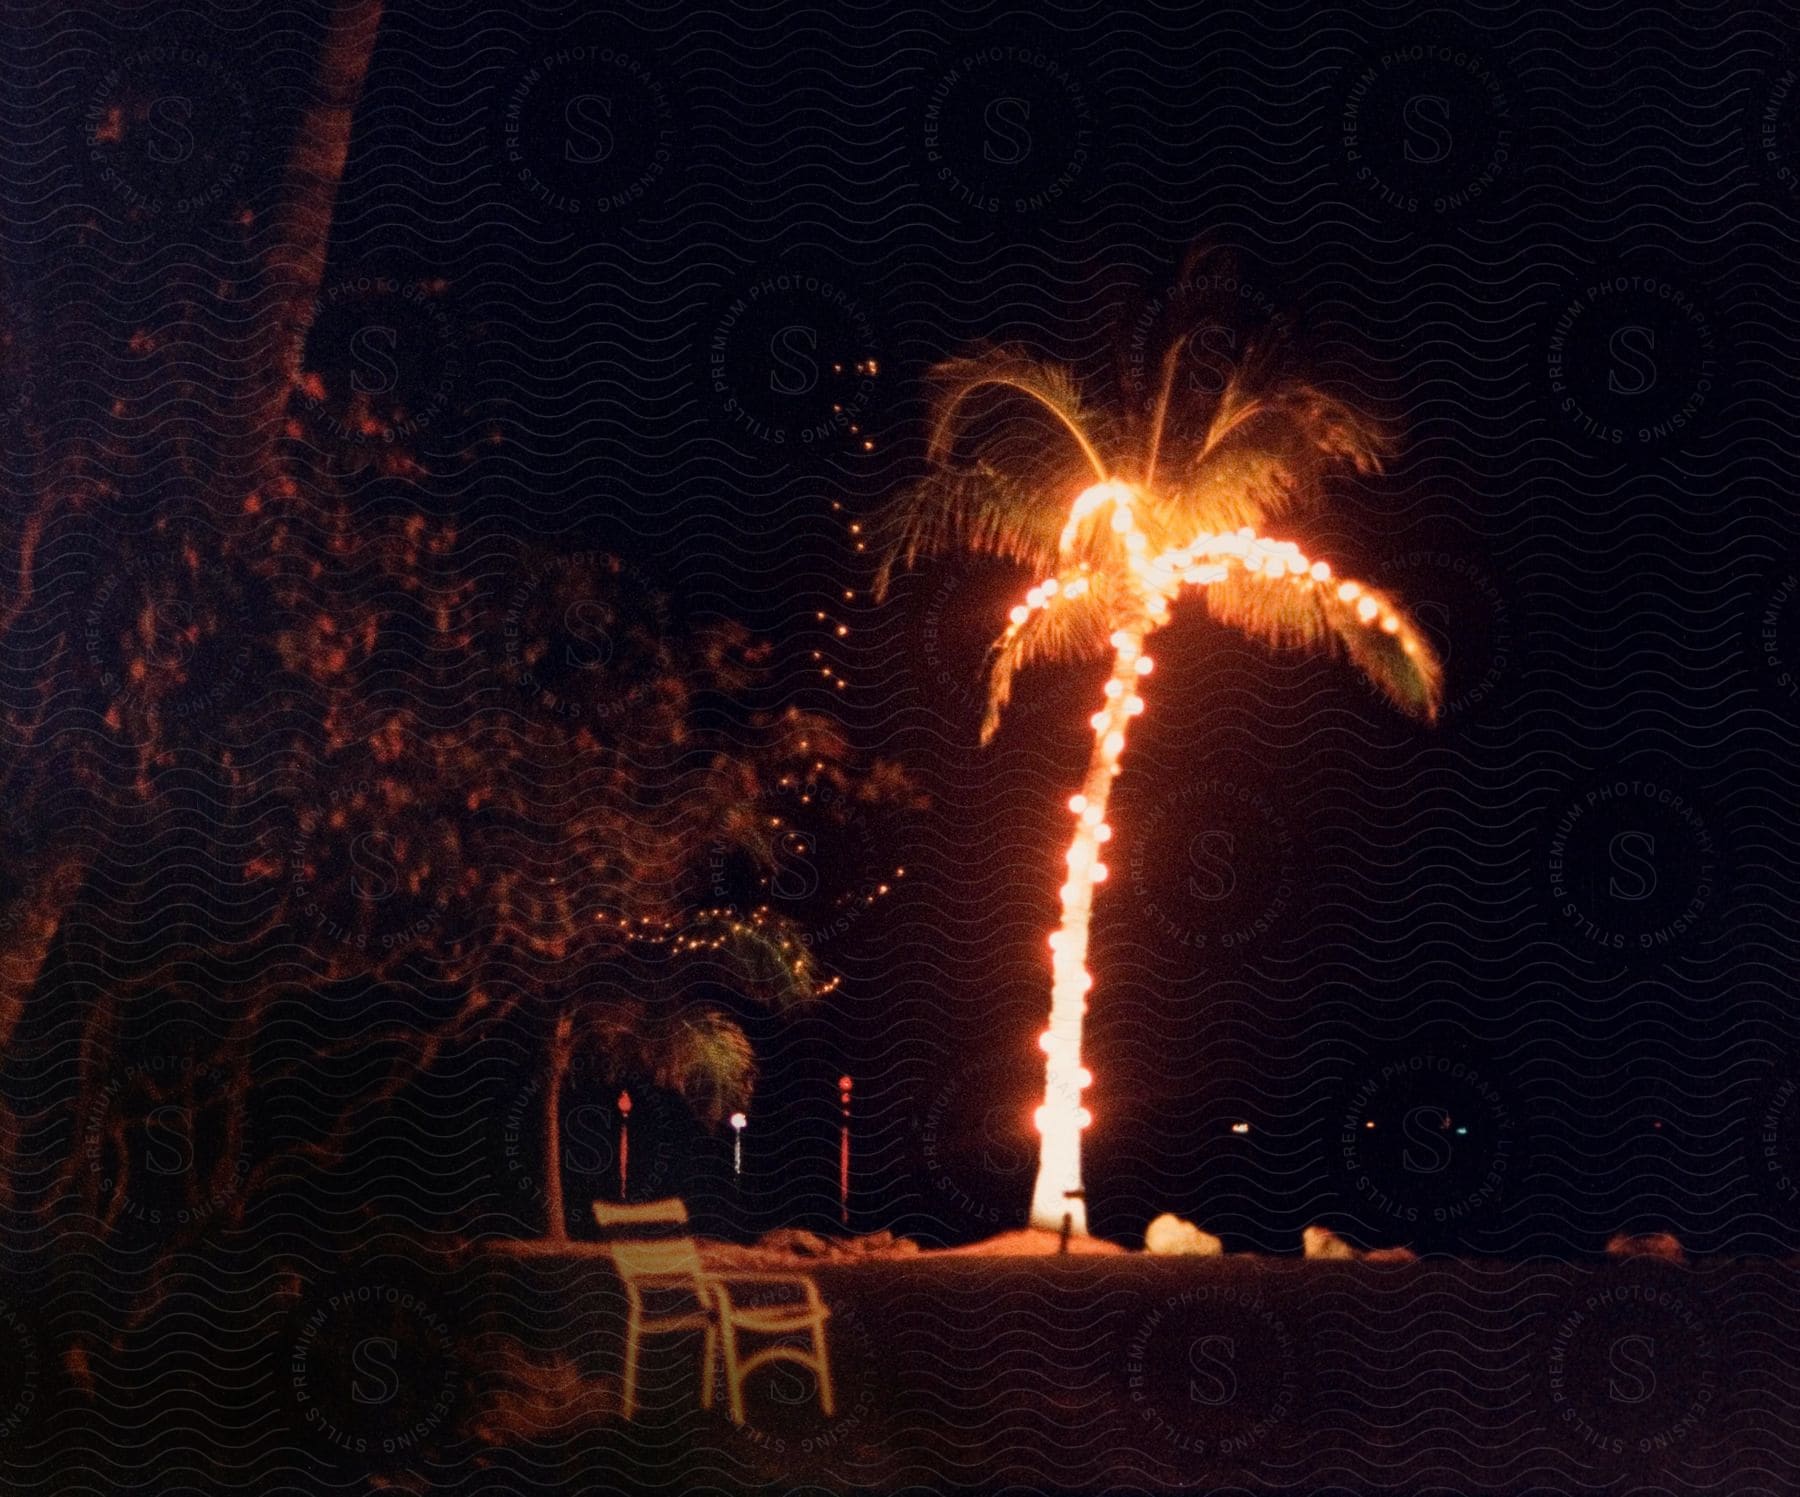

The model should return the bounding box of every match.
[14,0,1800,1265]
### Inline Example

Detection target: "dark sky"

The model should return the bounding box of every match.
[18,0,1800,1256]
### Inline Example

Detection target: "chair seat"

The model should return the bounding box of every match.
[638,1310,713,1335]
[722,1304,829,1334]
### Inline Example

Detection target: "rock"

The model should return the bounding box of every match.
[1362,1245,1419,1264]
[1301,1225,1359,1260]
[757,1227,834,1258]
[1299,1227,1417,1262]
[1605,1231,1686,1264]
[752,1227,921,1260]
[1144,1213,1224,1257]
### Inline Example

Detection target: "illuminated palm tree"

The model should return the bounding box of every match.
[875,327,1444,1236]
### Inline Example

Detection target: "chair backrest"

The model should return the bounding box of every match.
[610,1236,706,1284]
[593,1197,689,1231]
[596,1199,704,1288]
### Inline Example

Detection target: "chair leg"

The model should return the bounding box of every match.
[621,1316,641,1422]
[718,1315,747,1425]
[699,1322,718,1409]
[812,1318,835,1417]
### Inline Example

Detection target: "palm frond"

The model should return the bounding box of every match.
[1156,381,1390,537]
[652,1007,755,1125]
[874,348,1115,599]
[1200,567,1442,722]
[691,906,821,1004]
[1149,446,1310,539]
[979,579,1116,744]
[922,347,1107,476]
[871,461,1066,599]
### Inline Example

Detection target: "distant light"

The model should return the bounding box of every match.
[729,1113,747,1131]
[1364,1120,1376,1129]
[1230,1122,1250,1135]
[1454,1126,1467,1136]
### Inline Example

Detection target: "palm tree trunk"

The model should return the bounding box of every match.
[542,1013,573,1241]
[1028,632,1148,1234]
[0,846,92,1215]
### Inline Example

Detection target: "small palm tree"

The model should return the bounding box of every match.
[875,303,1444,1237]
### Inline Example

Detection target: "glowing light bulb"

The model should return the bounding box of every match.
[1103,731,1124,757]
[1069,794,1088,814]
[1109,630,1132,651]
[1104,679,1124,698]
[1381,614,1400,634]
[1356,595,1379,623]
[1091,863,1108,882]
[1310,561,1331,582]
[1081,804,1103,826]
[1076,1108,1093,1129]
[1010,605,1029,626]
[1338,581,1361,604]
[1093,823,1112,842]
[1076,1067,1093,1088]
[1135,657,1154,675]
[1124,696,1145,715]
[1090,711,1109,732]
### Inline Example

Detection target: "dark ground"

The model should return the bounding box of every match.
[13,1244,1792,1495]
[476,1251,1797,1495]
